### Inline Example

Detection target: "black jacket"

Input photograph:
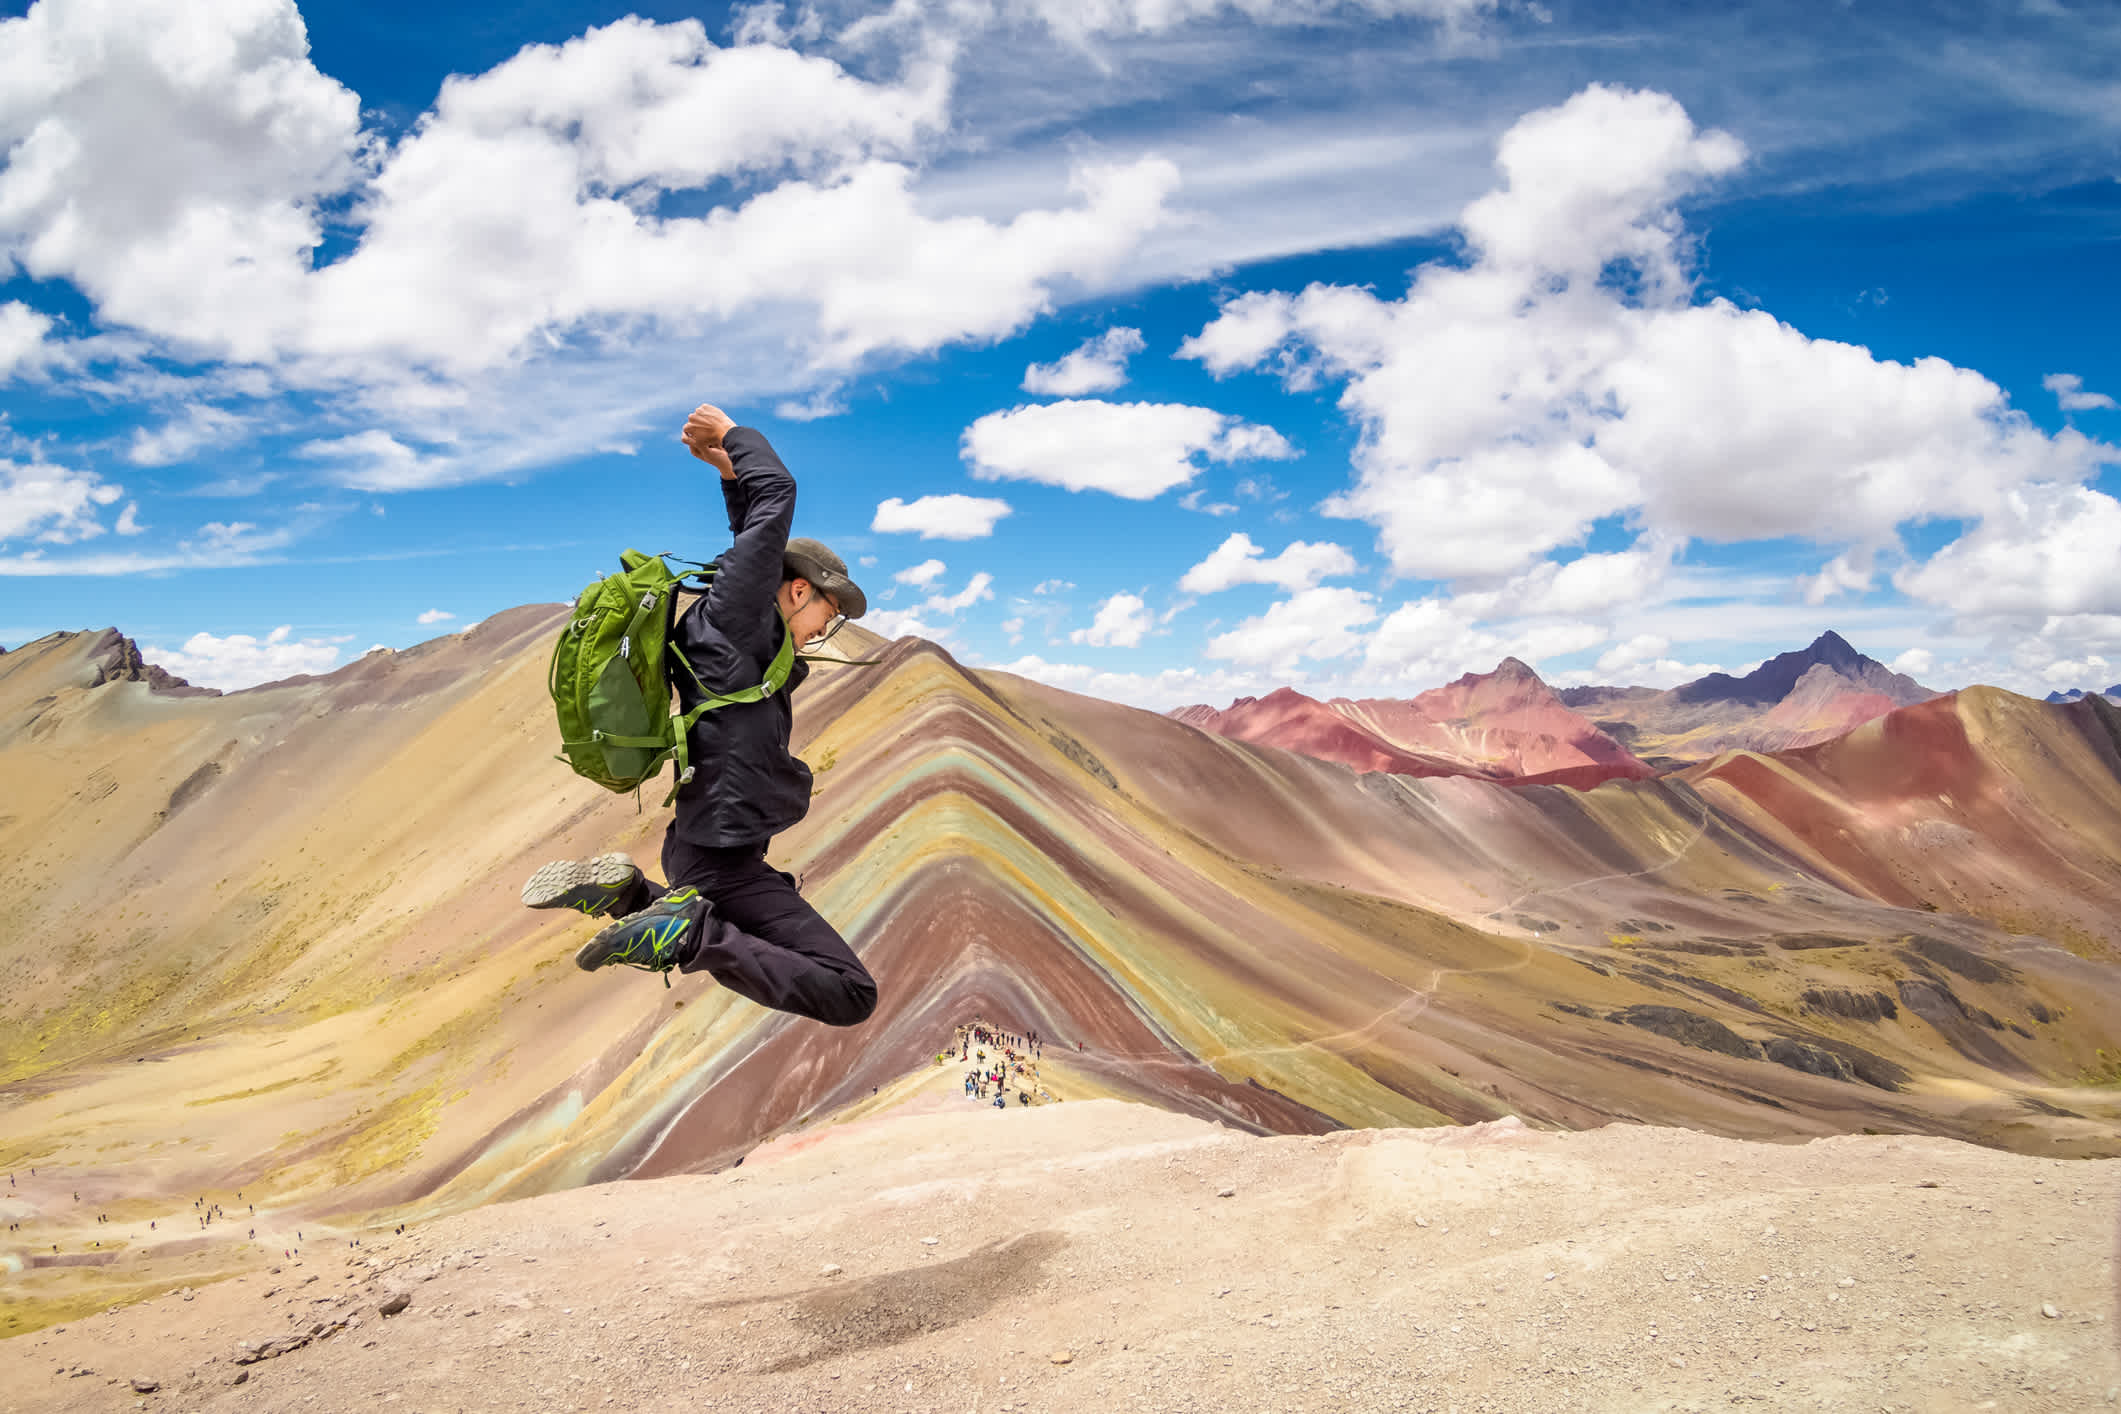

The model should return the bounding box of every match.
[669,426,813,848]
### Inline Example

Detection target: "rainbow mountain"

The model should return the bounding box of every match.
[4,611,2120,1326]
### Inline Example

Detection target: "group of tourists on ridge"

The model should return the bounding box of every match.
[950,1019,1053,1108]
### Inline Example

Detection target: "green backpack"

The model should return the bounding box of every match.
[548,549,796,803]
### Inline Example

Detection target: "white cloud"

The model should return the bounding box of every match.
[1799,547,1876,606]
[774,386,848,421]
[894,557,947,586]
[1356,595,1501,680]
[299,430,463,491]
[114,501,143,535]
[1182,85,2114,582]
[1069,591,1156,647]
[188,473,279,498]
[1031,578,1074,594]
[1563,630,1722,688]
[1178,531,1358,593]
[0,457,122,543]
[872,493,1013,539]
[0,0,364,363]
[1995,615,2121,696]
[0,6,940,367]
[923,571,995,614]
[1896,484,2121,618]
[1031,0,1495,40]
[141,624,341,690]
[1351,587,1616,686]
[1022,326,1145,395]
[0,302,55,378]
[0,3,1183,489]
[1595,632,1668,674]
[1179,289,1309,381]
[849,0,1500,51]
[1490,541,1676,617]
[962,398,1294,500]
[1176,487,1238,516]
[313,147,1179,462]
[325,105,1174,378]
[1204,585,1376,667]
[2045,373,2117,413]
[1310,536,1670,680]
[2038,652,2111,688]
[859,606,948,642]
[731,2,826,47]
[416,608,457,624]
[1889,647,1936,678]
[1576,656,1724,690]
[194,521,259,552]
[975,652,1291,712]
[127,404,248,467]
[0,518,295,575]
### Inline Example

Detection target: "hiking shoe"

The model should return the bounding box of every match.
[521,853,643,917]
[574,888,708,985]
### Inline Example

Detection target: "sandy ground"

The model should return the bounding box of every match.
[4,1077,2116,1414]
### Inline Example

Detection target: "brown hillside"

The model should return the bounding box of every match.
[3,612,2120,1341]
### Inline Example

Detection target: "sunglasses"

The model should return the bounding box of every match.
[804,594,847,646]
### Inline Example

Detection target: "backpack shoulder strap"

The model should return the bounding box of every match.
[797,651,888,667]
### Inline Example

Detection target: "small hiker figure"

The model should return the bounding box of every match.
[522,404,878,1029]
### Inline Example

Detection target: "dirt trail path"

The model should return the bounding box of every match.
[4,1098,2114,1414]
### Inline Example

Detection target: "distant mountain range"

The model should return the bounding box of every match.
[1169,656,1656,790]
[2,606,2120,1332]
[1175,631,1938,780]
[2048,686,2121,704]
[3,611,2118,1198]
[1560,630,1938,767]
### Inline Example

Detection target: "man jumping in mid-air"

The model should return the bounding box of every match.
[519,402,878,1027]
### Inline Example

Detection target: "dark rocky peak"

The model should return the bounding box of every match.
[1806,630,1863,669]
[87,629,219,698]
[1556,683,1659,706]
[1670,631,1925,707]
[1489,656,1542,682]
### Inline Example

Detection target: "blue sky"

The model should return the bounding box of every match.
[1,0,2117,702]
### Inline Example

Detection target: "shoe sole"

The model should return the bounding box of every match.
[522,853,639,911]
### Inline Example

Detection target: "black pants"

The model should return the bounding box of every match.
[633,828,877,1028]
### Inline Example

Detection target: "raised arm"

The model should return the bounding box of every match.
[682,403,795,645]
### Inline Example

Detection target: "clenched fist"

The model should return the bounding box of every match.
[682,403,737,478]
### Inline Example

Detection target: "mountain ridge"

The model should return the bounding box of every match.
[1557,631,1940,762]
[4,609,2121,1337]
[1170,657,1654,788]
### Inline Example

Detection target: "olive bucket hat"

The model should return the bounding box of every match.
[782,537,867,620]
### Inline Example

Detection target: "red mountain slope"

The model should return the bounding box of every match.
[1168,686,1469,777]
[1172,658,1654,787]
